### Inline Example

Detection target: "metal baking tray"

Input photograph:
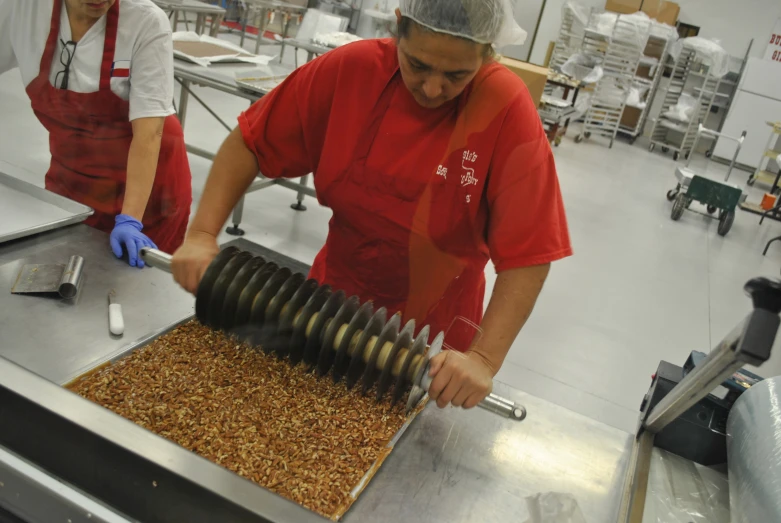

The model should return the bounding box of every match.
[63,316,425,521]
[0,171,93,245]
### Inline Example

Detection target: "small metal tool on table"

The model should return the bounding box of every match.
[140,247,527,421]
[11,255,85,299]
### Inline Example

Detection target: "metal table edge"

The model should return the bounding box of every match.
[0,355,327,523]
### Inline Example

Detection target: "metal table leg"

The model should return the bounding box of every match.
[210,13,225,36]
[195,13,205,34]
[254,7,270,55]
[290,175,309,211]
[177,79,191,127]
[239,5,249,47]
[172,9,179,32]
[226,177,280,235]
[226,195,247,236]
[278,13,293,62]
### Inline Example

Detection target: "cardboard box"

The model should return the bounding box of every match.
[620,106,643,130]
[498,56,549,107]
[641,0,680,25]
[605,0,642,14]
[544,41,556,67]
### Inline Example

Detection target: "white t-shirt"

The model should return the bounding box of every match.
[0,0,175,121]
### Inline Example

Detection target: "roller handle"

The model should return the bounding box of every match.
[479,394,527,421]
[420,365,526,421]
[140,248,173,273]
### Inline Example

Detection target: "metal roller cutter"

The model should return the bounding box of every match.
[141,247,526,420]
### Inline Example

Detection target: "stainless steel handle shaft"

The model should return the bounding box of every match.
[140,248,172,273]
[478,393,527,421]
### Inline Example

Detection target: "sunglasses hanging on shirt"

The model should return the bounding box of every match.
[55,40,77,90]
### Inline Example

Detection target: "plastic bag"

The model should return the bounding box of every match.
[591,12,617,36]
[573,92,592,118]
[669,37,731,78]
[649,20,678,42]
[626,87,646,109]
[663,93,697,122]
[587,11,650,48]
[311,32,362,48]
[564,0,590,26]
[626,80,650,108]
[616,11,652,48]
[583,65,604,84]
[560,53,603,83]
[644,448,730,523]
[522,492,587,523]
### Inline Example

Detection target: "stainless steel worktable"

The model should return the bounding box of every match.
[173,60,315,234]
[0,224,193,385]
[153,0,226,36]
[345,382,631,522]
[0,225,632,522]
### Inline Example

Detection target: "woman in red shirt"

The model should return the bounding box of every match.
[172,0,572,410]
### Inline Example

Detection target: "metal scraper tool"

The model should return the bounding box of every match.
[11,255,84,299]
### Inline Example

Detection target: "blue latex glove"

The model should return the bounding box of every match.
[110,214,157,268]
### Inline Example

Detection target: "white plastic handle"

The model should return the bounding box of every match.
[109,303,125,336]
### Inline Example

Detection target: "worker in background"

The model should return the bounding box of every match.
[0,0,192,267]
[172,0,572,409]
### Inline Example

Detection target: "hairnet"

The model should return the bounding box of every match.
[399,0,527,48]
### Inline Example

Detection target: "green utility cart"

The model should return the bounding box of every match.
[665,124,746,236]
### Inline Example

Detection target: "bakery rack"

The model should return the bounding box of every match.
[746,121,781,190]
[617,30,675,144]
[648,42,721,161]
[575,14,650,148]
[549,2,590,70]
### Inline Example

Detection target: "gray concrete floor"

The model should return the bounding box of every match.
[3,30,781,434]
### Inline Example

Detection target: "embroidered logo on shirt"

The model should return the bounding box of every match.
[111,60,131,78]
[461,150,479,187]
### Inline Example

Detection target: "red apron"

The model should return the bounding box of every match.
[310,72,488,351]
[26,0,191,253]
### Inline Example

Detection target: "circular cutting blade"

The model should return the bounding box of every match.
[332,301,373,383]
[392,325,428,406]
[299,289,344,367]
[376,319,414,402]
[317,294,359,376]
[195,247,240,325]
[248,267,292,326]
[259,272,306,354]
[207,251,253,330]
[362,313,401,396]
[345,307,386,389]
[289,284,332,363]
[406,332,444,414]
[220,256,266,331]
[230,262,278,333]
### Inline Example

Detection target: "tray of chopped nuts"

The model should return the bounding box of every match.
[66,320,426,521]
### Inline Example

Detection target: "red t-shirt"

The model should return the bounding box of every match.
[239,39,571,339]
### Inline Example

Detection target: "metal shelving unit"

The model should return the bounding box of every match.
[648,43,721,161]
[549,3,589,70]
[617,32,674,144]
[747,121,781,189]
[576,15,650,148]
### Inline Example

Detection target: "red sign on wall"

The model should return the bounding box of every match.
[765,18,781,63]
